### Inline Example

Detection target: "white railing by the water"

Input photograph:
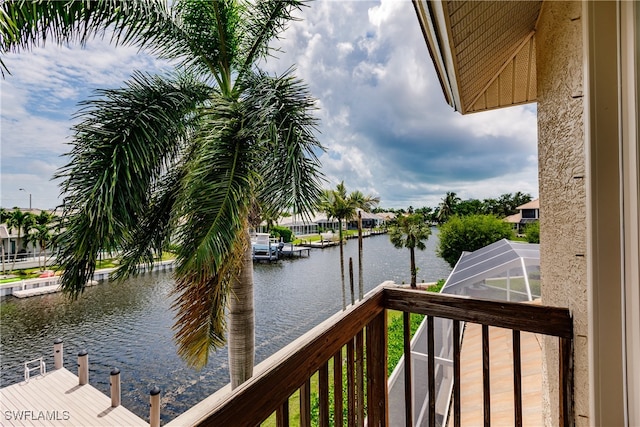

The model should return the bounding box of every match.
[23,357,46,382]
[0,259,176,297]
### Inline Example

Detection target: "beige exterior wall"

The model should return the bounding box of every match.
[538,1,638,425]
[535,2,589,425]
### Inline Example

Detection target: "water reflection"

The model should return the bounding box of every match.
[0,233,451,422]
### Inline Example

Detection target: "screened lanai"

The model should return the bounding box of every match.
[388,239,540,426]
[442,239,540,302]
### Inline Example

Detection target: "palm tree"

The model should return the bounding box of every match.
[0,207,8,274]
[320,183,378,307]
[437,191,461,223]
[6,209,33,272]
[3,0,324,389]
[28,211,55,270]
[348,190,379,299]
[388,213,432,288]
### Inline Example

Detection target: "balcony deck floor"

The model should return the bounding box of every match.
[451,323,543,426]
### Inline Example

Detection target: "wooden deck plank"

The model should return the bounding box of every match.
[449,324,543,426]
[0,368,148,426]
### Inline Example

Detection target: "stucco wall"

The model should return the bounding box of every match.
[536,1,588,425]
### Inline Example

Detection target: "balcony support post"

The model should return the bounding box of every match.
[366,310,388,426]
[403,312,412,427]
[559,336,573,427]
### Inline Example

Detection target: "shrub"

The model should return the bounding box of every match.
[524,221,540,243]
[270,225,293,243]
[437,214,514,267]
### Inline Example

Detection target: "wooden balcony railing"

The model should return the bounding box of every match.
[166,283,572,427]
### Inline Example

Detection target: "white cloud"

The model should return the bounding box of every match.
[1,1,538,210]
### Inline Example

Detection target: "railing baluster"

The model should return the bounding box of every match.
[403,311,413,427]
[184,286,572,427]
[513,330,522,427]
[300,379,311,427]
[428,316,436,427]
[319,362,329,427]
[482,324,490,427]
[366,310,388,426]
[276,399,289,427]
[356,330,365,427]
[559,336,573,427]
[453,320,461,427]
[347,338,356,426]
[334,350,344,427]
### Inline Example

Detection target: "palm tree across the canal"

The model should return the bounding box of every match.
[6,209,33,273]
[437,191,461,223]
[388,213,432,288]
[320,182,379,308]
[1,0,324,388]
[26,211,55,271]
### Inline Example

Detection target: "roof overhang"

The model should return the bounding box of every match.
[413,0,541,114]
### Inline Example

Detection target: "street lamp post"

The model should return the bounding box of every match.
[19,188,32,210]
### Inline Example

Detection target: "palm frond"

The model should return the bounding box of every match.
[55,71,210,297]
[170,98,257,367]
[157,0,239,87]
[237,0,306,80]
[244,69,325,219]
[111,165,187,281]
[0,0,172,77]
[171,228,245,369]
[174,96,255,283]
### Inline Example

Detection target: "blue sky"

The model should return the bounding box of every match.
[0,0,538,210]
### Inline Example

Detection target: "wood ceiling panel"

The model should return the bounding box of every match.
[443,1,541,112]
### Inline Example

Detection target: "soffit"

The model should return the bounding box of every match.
[414,0,541,114]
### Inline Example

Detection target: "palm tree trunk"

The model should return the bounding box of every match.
[339,219,346,310]
[228,229,255,389]
[358,211,363,300]
[10,233,20,273]
[1,243,5,275]
[42,243,47,270]
[410,247,417,288]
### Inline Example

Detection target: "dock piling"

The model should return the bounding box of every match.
[54,338,63,369]
[78,350,88,385]
[110,368,121,407]
[150,386,161,427]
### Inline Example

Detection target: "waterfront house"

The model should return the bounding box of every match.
[346,209,387,230]
[505,199,540,234]
[0,209,56,265]
[164,1,637,425]
[257,213,341,236]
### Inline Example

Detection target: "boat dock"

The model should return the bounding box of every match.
[0,260,175,298]
[11,280,98,299]
[0,368,148,426]
[279,244,311,258]
[0,341,156,427]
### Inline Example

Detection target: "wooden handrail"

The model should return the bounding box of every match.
[189,286,386,426]
[384,286,573,338]
[168,283,573,427]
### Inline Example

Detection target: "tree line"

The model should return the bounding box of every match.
[0,207,57,274]
[374,191,533,224]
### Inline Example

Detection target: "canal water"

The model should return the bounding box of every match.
[0,232,451,423]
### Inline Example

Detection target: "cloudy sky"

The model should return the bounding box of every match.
[0,0,538,211]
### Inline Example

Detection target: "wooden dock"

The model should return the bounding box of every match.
[12,281,98,299]
[278,244,311,258]
[0,368,148,426]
